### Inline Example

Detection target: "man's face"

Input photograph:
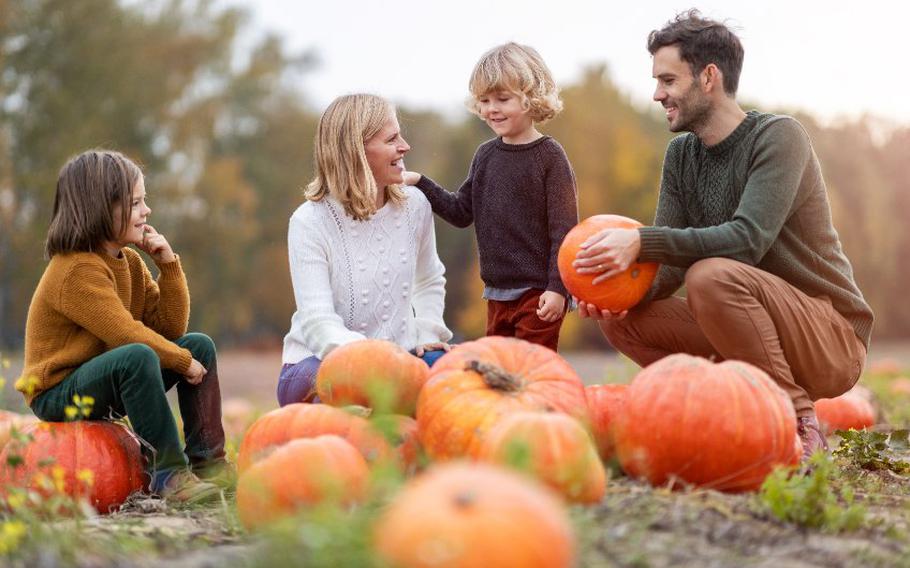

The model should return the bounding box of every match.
[652,45,712,133]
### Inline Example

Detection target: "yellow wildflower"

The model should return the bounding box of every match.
[64,406,78,420]
[76,469,94,487]
[0,520,26,555]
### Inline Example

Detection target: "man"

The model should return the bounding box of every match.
[573,10,873,460]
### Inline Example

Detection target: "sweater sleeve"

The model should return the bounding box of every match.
[57,262,193,373]
[288,210,366,359]
[543,142,579,297]
[141,255,190,340]
[410,195,454,345]
[638,119,807,267]
[414,149,481,228]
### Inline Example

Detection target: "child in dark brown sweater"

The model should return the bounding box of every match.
[404,42,579,351]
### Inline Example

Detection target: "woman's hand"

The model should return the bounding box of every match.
[414,341,451,357]
[402,171,422,186]
[138,225,176,264]
[537,291,566,323]
[576,299,628,321]
[184,358,207,385]
[572,228,641,284]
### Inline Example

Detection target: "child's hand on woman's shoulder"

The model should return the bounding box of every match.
[138,225,176,263]
[402,171,422,186]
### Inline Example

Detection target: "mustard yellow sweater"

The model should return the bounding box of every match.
[18,247,193,406]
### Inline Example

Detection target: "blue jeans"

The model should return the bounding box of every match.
[276,349,446,407]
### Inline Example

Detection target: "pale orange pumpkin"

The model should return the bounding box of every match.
[612,354,797,492]
[417,337,589,461]
[316,339,430,415]
[814,389,876,435]
[557,215,659,312]
[236,403,392,471]
[0,410,39,452]
[585,384,628,461]
[374,462,576,568]
[477,412,606,504]
[0,421,145,513]
[236,435,369,529]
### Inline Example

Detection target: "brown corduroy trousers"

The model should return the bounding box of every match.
[600,258,866,417]
[487,289,565,352]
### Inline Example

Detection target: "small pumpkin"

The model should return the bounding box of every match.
[316,339,430,415]
[814,389,876,435]
[477,412,606,504]
[557,215,659,312]
[585,384,628,461]
[236,403,392,471]
[0,410,39,452]
[374,462,576,568]
[0,421,145,513]
[417,337,589,461]
[236,435,369,530]
[612,354,797,492]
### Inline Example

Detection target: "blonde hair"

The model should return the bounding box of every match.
[304,94,406,221]
[468,42,563,123]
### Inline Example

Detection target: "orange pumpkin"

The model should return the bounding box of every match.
[557,215,659,312]
[236,403,392,471]
[373,414,421,473]
[814,390,876,435]
[374,463,576,568]
[316,339,430,415]
[236,435,369,530]
[0,410,39,452]
[585,384,628,461]
[477,412,606,504]
[612,354,797,492]
[417,337,589,461]
[0,421,145,513]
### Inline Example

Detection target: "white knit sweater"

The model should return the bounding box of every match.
[282,186,453,363]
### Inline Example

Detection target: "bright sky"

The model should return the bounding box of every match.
[230,1,907,126]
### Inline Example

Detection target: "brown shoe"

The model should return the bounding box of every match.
[796,415,829,462]
[158,469,223,505]
[195,460,237,491]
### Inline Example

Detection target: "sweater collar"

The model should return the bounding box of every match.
[98,249,130,272]
[703,110,759,155]
[494,135,551,152]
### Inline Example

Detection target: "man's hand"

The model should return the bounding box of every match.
[402,171,422,186]
[138,225,177,264]
[576,299,628,321]
[572,228,641,284]
[537,291,566,323]
[185,358,207,385]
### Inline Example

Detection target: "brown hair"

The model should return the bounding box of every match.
[304,94,406,221]
[45,150,143,257]
[647,9,744,96]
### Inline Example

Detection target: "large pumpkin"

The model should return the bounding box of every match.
[236,403,392,471]
[236,435,369,530]
[316,339,430,415]
[0,421,145,513]
[374,463,575,568]
[814,389,876,435]
[585,384,628,462]
[477,412,606,504]
[557,215,659,312]
[613,354,797,492]
[417,337,589,461]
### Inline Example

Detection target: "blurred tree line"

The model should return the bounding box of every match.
[1,0,908,351]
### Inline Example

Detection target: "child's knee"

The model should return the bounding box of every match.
[178,333,216,364]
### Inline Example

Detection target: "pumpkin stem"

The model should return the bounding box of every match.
[454,491,475,509]
[466,361,522,392]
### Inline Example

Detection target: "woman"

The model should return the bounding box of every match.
[278,94,452,406]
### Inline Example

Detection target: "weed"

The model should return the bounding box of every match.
[833,429,910,473]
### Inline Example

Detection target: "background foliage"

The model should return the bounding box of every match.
[1,0,907,350]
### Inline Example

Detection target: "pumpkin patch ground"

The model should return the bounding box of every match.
[1,348,910,566]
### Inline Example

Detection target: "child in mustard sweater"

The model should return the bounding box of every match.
[18,150,229,504]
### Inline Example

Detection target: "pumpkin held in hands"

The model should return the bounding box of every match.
[557,215,659,312]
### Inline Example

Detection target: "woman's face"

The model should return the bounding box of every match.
[364,114,410,189]
[111,177,151,247]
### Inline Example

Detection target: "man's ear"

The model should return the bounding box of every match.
[702,63,723,94]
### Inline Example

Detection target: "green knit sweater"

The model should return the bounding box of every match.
[638,111,874,348]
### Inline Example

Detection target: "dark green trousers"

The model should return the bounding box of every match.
[31,333,226,491]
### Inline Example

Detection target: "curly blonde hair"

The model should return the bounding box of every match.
[304,94,406,221]
[468,42,563,123]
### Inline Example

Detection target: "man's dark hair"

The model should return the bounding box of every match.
[647,9,744,96]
